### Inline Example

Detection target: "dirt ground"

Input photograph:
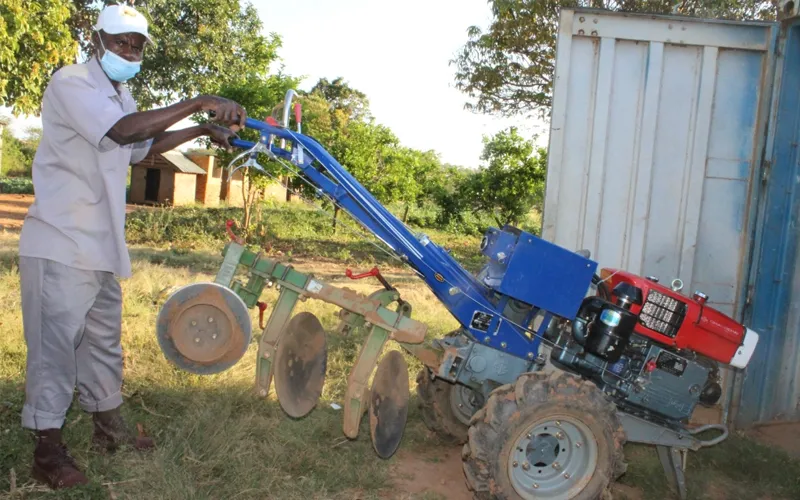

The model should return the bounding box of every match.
[746,422,800,459]
[0,193,33,231]
[0,193,143,231]
[389,446,471,500]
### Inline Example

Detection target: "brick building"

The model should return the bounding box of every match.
[129,150,247,207]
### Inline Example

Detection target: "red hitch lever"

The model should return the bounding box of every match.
[345,266,394,291]
[345,267,381,280]
[257,301,268,329]
[225,219,245,245]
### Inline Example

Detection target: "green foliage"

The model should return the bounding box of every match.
[452,0,777,118]
[1,128,38,177]
[0,176,34,193]
[0,0,77,116]
[467,127,546,227]
[123,202,490,272]
[75,0,283,110]
[3,0,282,114]
[429,129,545,233]
[310,77,372,122]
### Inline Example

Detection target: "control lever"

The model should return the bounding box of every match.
[345,266,394,292]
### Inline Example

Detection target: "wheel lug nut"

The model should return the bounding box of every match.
[556,432,564,440]
[556,420,561,426]
[522,462,530,471]
[512,461,518,468]
[533,483,539,489]
[576,442,582,448]
[212,334,218,339]
[526,433,532,439]
[191,320,197,326]
[564,473,571,479]
[552,462,561,470]
[194,337,200,343]
[208,317,214,323]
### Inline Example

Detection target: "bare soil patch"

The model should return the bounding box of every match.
[0,193,153,231]
[388,446,470,500]
[747,422,800,459]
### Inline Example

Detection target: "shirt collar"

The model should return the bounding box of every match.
[87,55,124,98]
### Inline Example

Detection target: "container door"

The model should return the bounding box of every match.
[736,16,800,427]
[542,8,778,424]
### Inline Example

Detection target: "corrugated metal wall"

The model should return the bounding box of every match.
[737,20,800,426]
[543,8,777,423]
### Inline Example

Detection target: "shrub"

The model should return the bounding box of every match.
[0,177,34,194]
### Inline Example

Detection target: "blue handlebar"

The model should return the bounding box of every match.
[230,138,255,149]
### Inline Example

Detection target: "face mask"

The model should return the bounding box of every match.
[97,35,141,82]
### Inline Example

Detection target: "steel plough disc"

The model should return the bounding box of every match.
[369,350,410,459]
[156,282,252,375]
[274,312,328,419]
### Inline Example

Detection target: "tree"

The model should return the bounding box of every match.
[0,114,8,175]
[70,0,283,110]
[310,77,372,122]
[452,0,777,119]
[2,0,281,115]
[466,127,546,227]
[1,128,30,177]
[0,0,77,116]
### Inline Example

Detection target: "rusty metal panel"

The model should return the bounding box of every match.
[544,8,778,424]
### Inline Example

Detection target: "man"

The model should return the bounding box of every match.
[18,4,248,489]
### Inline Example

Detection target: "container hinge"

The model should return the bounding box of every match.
[761,159,771,184]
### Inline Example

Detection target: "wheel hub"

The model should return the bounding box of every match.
[508,416,598,499]
[450,383,482,426]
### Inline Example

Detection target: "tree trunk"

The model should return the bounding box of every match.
[403,204,410,223]
[333,205,340,232]
[241,169,250,240]
[285,175,292,202]
[0,124,4,179]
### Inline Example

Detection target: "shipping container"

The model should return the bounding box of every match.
[543,7,800,427]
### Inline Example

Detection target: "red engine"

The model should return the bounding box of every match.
[599,268,758,369]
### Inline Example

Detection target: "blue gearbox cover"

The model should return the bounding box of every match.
[479,226,598,319]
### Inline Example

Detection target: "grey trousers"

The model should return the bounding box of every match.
[19,256,124,430]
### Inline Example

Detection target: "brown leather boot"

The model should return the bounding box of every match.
[31,428,89,489]
[91,407,155,453]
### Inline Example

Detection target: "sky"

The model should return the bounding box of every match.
[3,0,549,168]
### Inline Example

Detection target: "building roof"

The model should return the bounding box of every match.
[160,150,207,175]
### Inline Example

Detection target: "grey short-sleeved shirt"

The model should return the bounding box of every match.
[19,56,152,279]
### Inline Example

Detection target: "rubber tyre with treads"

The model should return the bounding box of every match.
[462,371,627,500]
[416,368,471,445]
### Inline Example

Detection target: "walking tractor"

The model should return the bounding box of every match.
[155,91,760,500]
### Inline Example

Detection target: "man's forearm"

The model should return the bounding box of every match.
[107,98,205,146]
[145,125,210,157]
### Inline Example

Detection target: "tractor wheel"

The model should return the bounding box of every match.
[462,371,627,500]
[416,368,483,445]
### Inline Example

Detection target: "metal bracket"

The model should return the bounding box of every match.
[657,445,688,500]
[618,412,702,451]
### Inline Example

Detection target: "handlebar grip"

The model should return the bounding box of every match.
[230,138,255,149]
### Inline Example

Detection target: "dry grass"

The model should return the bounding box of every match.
[1,204,800,499]
[0,227,460,500]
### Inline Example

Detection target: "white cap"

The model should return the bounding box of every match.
[94,4,153,44]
